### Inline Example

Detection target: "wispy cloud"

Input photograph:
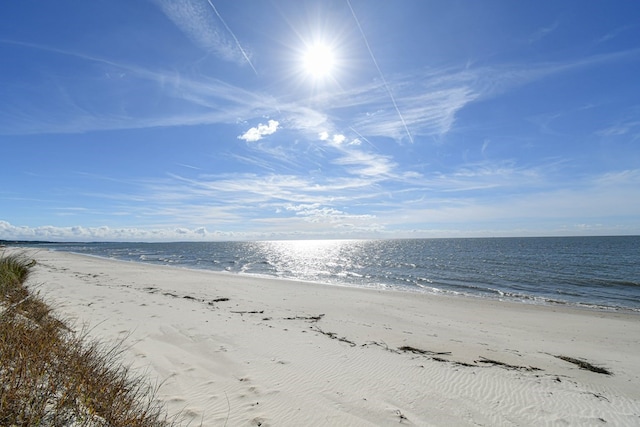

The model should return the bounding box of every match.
[597,119,640,139]
[592,169,640,188]
[176,163,202,170]
[333,149,396,178]
[0,42,277,135]
[596,25,633,44]
[116,159,557,221]
[284,203,375,224]
[365,168,640,234]
[528,21,559,44]
[333,49,640,140]
[3,168,638,241]
[153,0,251,67]
[345,82,478,139]
[2,37,638,143]
[204,0,257,74]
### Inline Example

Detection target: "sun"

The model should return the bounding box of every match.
[302,43,335,79]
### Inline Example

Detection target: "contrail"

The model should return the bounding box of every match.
[205,0,258,76]
[346,0,413,143]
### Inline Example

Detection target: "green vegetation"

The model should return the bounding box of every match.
[0,252,175,426]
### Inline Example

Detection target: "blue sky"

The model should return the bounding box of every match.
[1,0,639,242]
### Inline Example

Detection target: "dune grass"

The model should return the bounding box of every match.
[0,252,176,426]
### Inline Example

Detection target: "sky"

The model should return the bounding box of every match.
[1,0,640,242]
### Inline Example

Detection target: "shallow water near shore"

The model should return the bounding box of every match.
[17,236,640,311]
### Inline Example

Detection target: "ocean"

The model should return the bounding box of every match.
[16,236,640,312]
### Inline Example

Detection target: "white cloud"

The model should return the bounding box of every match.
[318,131,360,147]
[0,220,219,242]
[238,120,279,142]
[332,134,346,145]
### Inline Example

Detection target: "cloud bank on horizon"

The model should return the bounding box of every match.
[1,0,639,241]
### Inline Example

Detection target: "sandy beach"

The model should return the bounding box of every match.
[16,248,640,426]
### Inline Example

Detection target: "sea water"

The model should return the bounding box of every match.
[19,236,640,311]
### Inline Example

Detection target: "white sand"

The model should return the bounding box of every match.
[17,248,640,426]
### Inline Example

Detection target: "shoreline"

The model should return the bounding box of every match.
[32,246,640,314]
[13,247,640,425]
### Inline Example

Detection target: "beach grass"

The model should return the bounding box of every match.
[0,252,175,426]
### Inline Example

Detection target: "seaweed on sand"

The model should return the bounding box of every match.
[553,355,612,375]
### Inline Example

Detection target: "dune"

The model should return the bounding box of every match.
[19,248,640,426]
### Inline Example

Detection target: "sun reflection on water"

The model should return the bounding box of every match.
[257,239,366,283]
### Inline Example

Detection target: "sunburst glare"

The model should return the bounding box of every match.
[302,43,335,78]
